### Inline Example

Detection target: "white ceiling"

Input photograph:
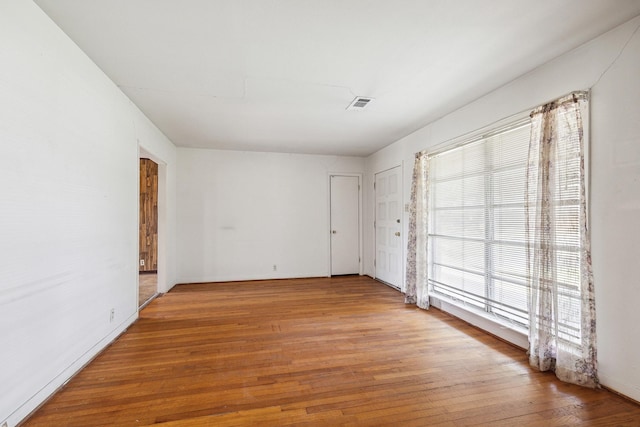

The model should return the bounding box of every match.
[34,0,640,157]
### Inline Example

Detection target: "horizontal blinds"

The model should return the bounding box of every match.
[429,122,532,327]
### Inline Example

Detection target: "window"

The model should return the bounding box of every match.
[414,92,595,385]
[428,120,550,329]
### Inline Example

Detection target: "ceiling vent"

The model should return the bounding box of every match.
[346,96,374,111]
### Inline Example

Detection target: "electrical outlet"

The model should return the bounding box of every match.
[110,308,115,323]
[140,259,145,266]
[273,264,277,271]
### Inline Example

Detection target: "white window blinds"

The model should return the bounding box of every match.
[428,121,533,328]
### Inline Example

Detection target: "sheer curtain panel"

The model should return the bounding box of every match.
[405,152,429,308]
[526,91,598,388]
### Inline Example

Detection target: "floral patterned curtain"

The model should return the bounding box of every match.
[526,91,598,387]
[405,152,429,309]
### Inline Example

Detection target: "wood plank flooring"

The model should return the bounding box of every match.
[23,276,640,426]
[139,272,158,308]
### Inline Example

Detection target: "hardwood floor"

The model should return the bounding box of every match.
[139,272,157,307]
[23,276,640,426]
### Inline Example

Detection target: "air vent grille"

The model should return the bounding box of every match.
[346,96,374,110]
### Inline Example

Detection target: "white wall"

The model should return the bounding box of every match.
[365,16,640,400]
[589,20,640,401]
[0,1,177,426]
[177,148,364,283]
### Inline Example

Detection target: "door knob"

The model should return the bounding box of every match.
[395,232,401,237]
[332,230,337,234]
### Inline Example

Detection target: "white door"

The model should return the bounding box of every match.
[330,175,360,275]
[375,166,402,288]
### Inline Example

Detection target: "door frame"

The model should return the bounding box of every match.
[138,145,167,307]
[373,164,404,289]
[327,173,363,277]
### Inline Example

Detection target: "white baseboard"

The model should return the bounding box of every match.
[430,296,528,350]
[6,312,138,427]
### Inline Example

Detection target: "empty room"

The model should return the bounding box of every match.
[2,0,640,425]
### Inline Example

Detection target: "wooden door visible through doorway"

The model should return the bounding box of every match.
[375,166,402,289]
[330,175,360,276]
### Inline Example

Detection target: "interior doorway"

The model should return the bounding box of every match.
[139,157,158,307]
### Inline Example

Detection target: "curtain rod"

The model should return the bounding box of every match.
[415,89,590,158]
